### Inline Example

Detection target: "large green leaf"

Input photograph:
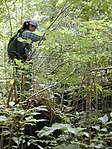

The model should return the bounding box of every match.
[0,115,7,122]
[98,115,109,123]
[38,123,85,137]
[53,144,80,149]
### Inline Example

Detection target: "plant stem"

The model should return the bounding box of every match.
[86,63,92,145]
[8,126,13,149]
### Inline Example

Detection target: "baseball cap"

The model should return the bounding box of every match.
[29,20,38,29]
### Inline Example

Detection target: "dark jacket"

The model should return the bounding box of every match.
[17,29,44,61]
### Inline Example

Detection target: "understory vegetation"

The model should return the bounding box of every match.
[0,0,112,148]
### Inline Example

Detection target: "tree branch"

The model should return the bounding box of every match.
[26,68,76,101]
[25,1,74,62]
[91,66,112,72]
[50,60,72,74]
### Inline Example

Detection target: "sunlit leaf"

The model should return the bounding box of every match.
[101,128,107,132]
[95,143,104,149]
[95,83,102,92]
[0,115,7,122]
[18,37,32,44]
[36,119,47,122]
[12,137,20,145]
[54,144,79,149]
[83,132,89,137]
[10,79,14,85]
[38,123,85,137]
[56,0,65,6]
[98,115,108,123]
[92,126,100,130]
[110,112,112,117]
[9,101,15,107]
[105,121,112,125]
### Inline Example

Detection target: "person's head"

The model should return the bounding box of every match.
[21,20,38,32]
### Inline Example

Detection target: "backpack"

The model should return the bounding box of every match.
[7,29,26,60]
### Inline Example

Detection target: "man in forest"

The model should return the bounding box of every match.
[8,20,45,100]
[8,19,45,61]
[17,20,45,61]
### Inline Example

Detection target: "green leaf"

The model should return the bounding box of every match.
[98,115,108,123]
[38,123,85,137]
[105,121,112,125]
[95,83,102,92]
[54,144,80,149]
[36,119,47,122]
[83,132,89,137]
[92,126,100,130]
[38,123,64,137]
[12,137,20,145]
[17,37,24,42]
[0,115,7,122]
[10,79,14,85]
[56,0,65,6]
[31,112,40,115]
[9,101,15,107]
[95,143,104,149]
[101,128,107,132]
[35,106,48,112]
[18,37,32,44]
[110,112,112,117]
[14,59,24,68]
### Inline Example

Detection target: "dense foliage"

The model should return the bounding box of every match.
[0,0,112,148]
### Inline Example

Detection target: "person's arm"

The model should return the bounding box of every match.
[22,30,45,42]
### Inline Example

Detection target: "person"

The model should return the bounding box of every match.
[12,20,45,101]
[16,20,45,62]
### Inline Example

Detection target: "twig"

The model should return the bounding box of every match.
[4,0,13,36]
[50,60,72,74]
[47,2,73,30]
[38,51,53,68]
[91,66,112,72]
[26,68,76,100]
[20,0,24,25]
[25,1,74,62]
[7,79,15,107]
